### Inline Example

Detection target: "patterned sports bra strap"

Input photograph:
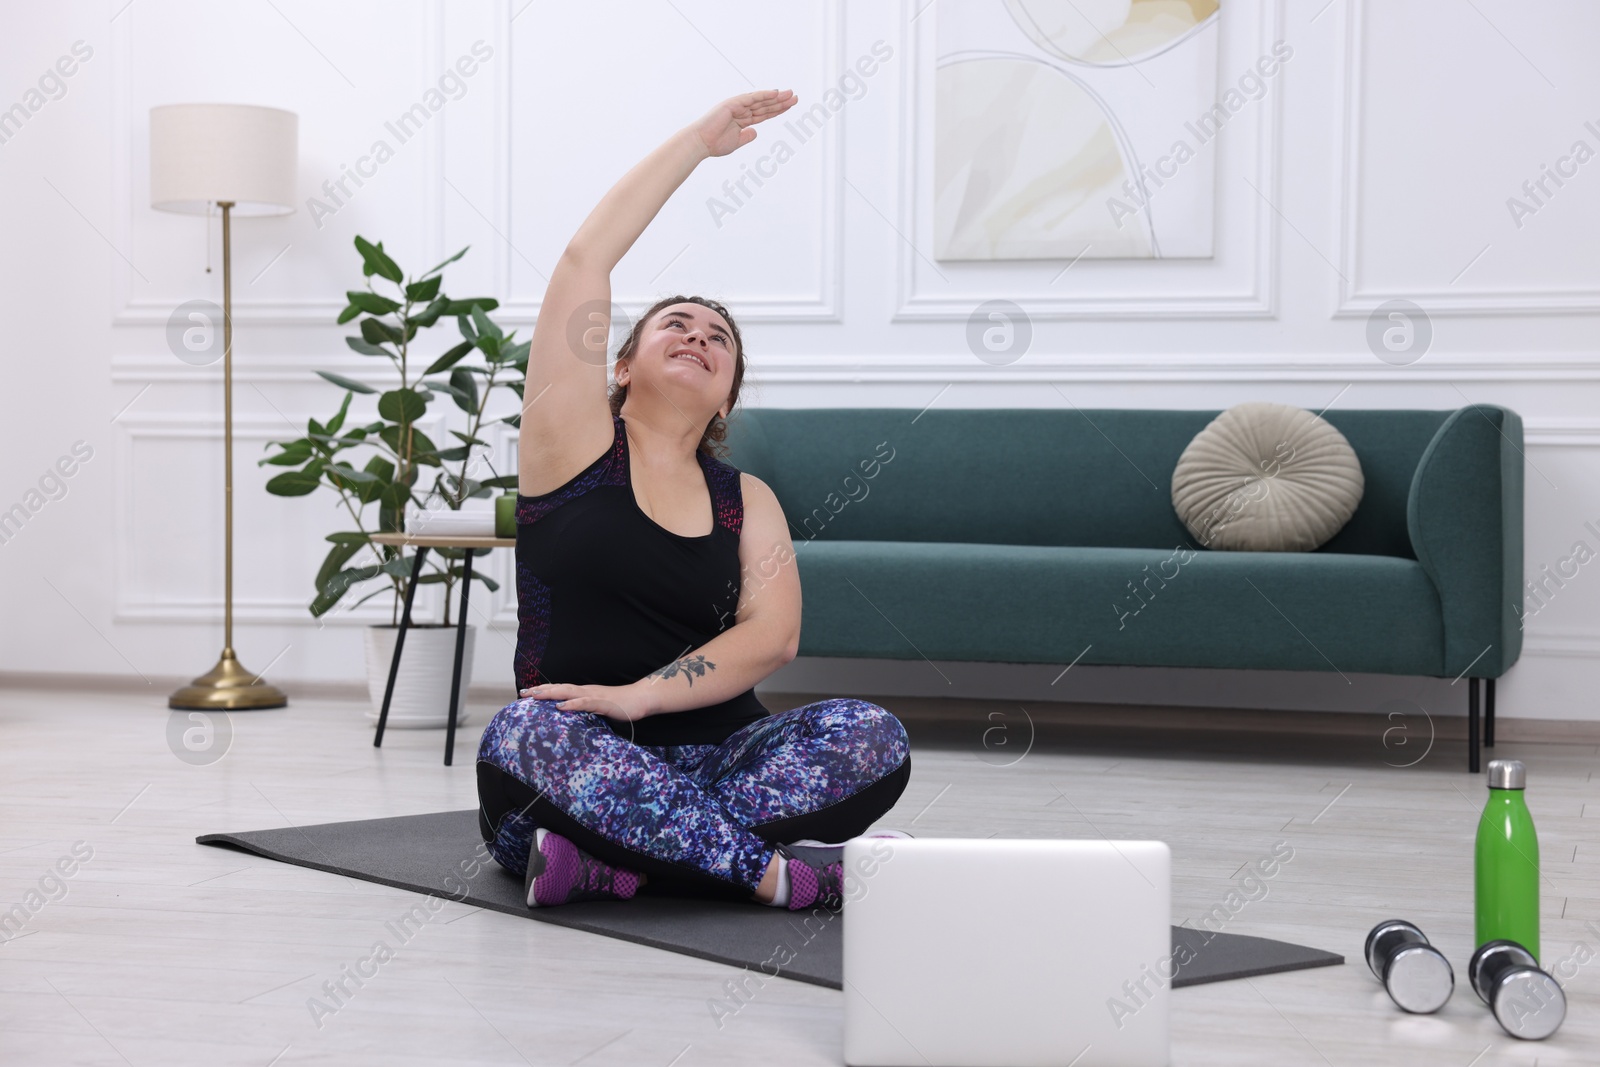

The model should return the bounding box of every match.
[702,456,744,537]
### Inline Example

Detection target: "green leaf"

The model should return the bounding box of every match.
[308,432,367,451]
[311,561,388,615]
[480,474,519,489]
[420,245,469,279]
[380,556,420,579]
[324,392,353,435]
[458,313,477,344]
[449,366,478,413]
[378,426,440,467]
[355,455,394,504]
[354,235,403,284]
[500,412,522,429]
[361,317,406,347]
[501,338,530,369]
[325,531,371,544]
[347,290,400,315]
[410,428,442,467]
[422,379,469,407]
[449,430,488,447]
[471,572,501,593]
[316,370,377,395]
[265,469,324,497]
[315,539,364,594]
[346,336,396,358]
[336,304,361,325]
[259,439,313,467]
[377,388,426,423]
[405,275,442,302]
[435,446,472,462]
[410,296,449,328]
[451,475,483,497]
[442,297,499,316]
[326,462,379,488]
[423,340,475,375]
[470,305,504,342]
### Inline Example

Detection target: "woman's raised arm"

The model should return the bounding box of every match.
[518,90,797,496]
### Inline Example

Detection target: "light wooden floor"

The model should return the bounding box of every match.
[1,684,1596,1066]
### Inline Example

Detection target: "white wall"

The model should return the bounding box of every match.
[2,0,1597,724]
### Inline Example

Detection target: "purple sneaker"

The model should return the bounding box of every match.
[780,830,913,911]
[525,828,641,908]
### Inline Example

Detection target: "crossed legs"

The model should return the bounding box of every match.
[475,697,912,901]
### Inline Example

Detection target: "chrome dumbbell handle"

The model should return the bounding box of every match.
[1469,940,1566,1041]
[1364,920,1454,1014]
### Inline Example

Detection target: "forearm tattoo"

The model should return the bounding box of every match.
[648,654,716,687]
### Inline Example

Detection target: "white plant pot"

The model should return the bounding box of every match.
[363,624,475,729]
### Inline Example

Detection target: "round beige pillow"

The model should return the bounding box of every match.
[1171,402,1364,551]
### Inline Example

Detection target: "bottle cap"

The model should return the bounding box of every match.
[1487,759,1526,790]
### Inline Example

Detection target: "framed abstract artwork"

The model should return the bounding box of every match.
[935,0,1226,260]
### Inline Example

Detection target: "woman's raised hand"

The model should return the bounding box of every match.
[690,89,798,158]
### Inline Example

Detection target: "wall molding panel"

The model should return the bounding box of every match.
[1331,0,1600,318]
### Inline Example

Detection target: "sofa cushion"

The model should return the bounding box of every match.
[790,540,1443,677]
[1172,402,1365,552]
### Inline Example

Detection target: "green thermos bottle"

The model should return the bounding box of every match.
[1475,759,1540,961]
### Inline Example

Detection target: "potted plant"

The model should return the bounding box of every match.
[260,236,527,728]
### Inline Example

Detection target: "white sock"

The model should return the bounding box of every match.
[764,855,791,908]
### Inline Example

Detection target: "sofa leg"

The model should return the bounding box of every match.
[1468,677,1481,774]
[1485,677,1496,748]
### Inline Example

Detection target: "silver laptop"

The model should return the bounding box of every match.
[842,838,1171,1067]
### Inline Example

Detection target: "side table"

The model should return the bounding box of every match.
[367,532,515,766]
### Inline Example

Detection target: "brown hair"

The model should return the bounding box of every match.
[607,294,747,459]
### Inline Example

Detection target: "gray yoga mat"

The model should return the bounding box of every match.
[197,809,1342,990]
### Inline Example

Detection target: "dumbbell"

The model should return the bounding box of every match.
[1468,940,1566,1040]
[1364,920,1454,1013]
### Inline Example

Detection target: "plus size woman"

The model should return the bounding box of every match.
[475,90,912,911]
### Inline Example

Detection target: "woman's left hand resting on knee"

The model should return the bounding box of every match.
[519,682,654,722]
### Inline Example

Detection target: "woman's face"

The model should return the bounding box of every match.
[621,302,737,419]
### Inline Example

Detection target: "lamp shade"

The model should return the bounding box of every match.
[150,103,297,216]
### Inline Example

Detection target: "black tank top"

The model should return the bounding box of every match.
[513,413,769,746]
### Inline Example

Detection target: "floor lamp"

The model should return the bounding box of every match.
[151,103,297,710]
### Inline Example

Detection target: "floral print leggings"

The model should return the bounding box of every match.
[475,697,912,899]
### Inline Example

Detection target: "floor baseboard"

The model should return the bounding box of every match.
[5,672,1594,744]
[0,670,520,705]
[757,690,1600,745]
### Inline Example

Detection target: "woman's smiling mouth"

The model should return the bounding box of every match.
[668,349,710,371]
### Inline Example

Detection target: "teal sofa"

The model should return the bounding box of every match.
[722,405,1524,773]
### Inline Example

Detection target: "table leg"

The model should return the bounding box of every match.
[445,549,474,766]
[375,546,429,748]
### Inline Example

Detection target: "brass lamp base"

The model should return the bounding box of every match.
[168,647,288,710]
